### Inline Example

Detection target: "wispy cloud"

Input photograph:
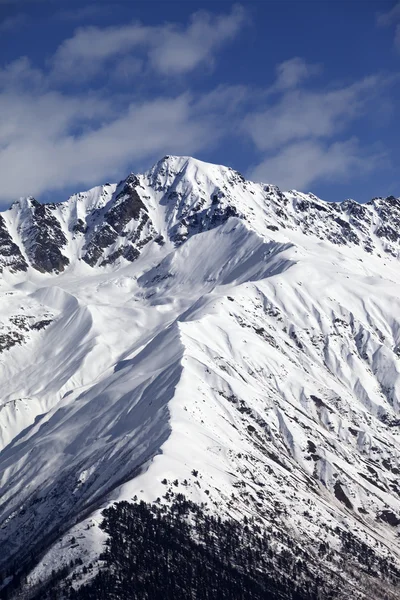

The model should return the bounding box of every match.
[0,90,234,200]
[274,57,321,91]
[111,56,143,82]
[244,75,386,151]
[0,6,395,204]
[50,5,246,82]
[0,6,249,203]
[0,13,27,32]
[56,4,114,22]
[0,49,245,201]
[249,139,383,191]
[147,5,246,75]
[377,2,400,50]
[0,57,45,89]
[377,2,400,27]
[245,69,394,190]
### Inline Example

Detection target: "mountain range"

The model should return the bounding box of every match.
[0,155,399,599]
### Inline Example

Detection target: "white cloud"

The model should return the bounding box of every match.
[147,5,246,75]
[242,60,393,191]
[0,88,235,201]
[274,57,321,90]
[0,57,45,89]
[50,23,150,81]
[112,56,143,82]
[0,6,248,204]
[0,11,394,204]
[194,84,249,113]
[0,88,110,145]
[249,139,381,190]
[244,75,384,151]
[50,5,246,81]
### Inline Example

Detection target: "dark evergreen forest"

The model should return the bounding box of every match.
[2,494,398,600]
[67,497,321,600]
[29,495,335,600]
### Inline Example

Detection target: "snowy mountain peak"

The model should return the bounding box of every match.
[0,156,400,599]
[0,156,399,276]
[9,195,36,210]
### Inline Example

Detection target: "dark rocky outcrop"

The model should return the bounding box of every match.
[23,200,69,273]
[82,176,156,267]
[0,215,28,272]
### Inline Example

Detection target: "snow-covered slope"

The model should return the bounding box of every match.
[0,156,400,598]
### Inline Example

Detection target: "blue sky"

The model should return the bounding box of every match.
[0,0,399,207]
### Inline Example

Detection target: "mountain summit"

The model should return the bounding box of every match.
[0,156,400,599]
[1,156,399,275]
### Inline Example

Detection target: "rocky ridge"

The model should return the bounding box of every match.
[0,156,399,276]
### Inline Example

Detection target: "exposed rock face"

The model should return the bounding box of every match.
[0,215,28,272]
[0,156,399,275]
[19,199,69,273]
[82,175,157,267]
[82,223,120,267]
